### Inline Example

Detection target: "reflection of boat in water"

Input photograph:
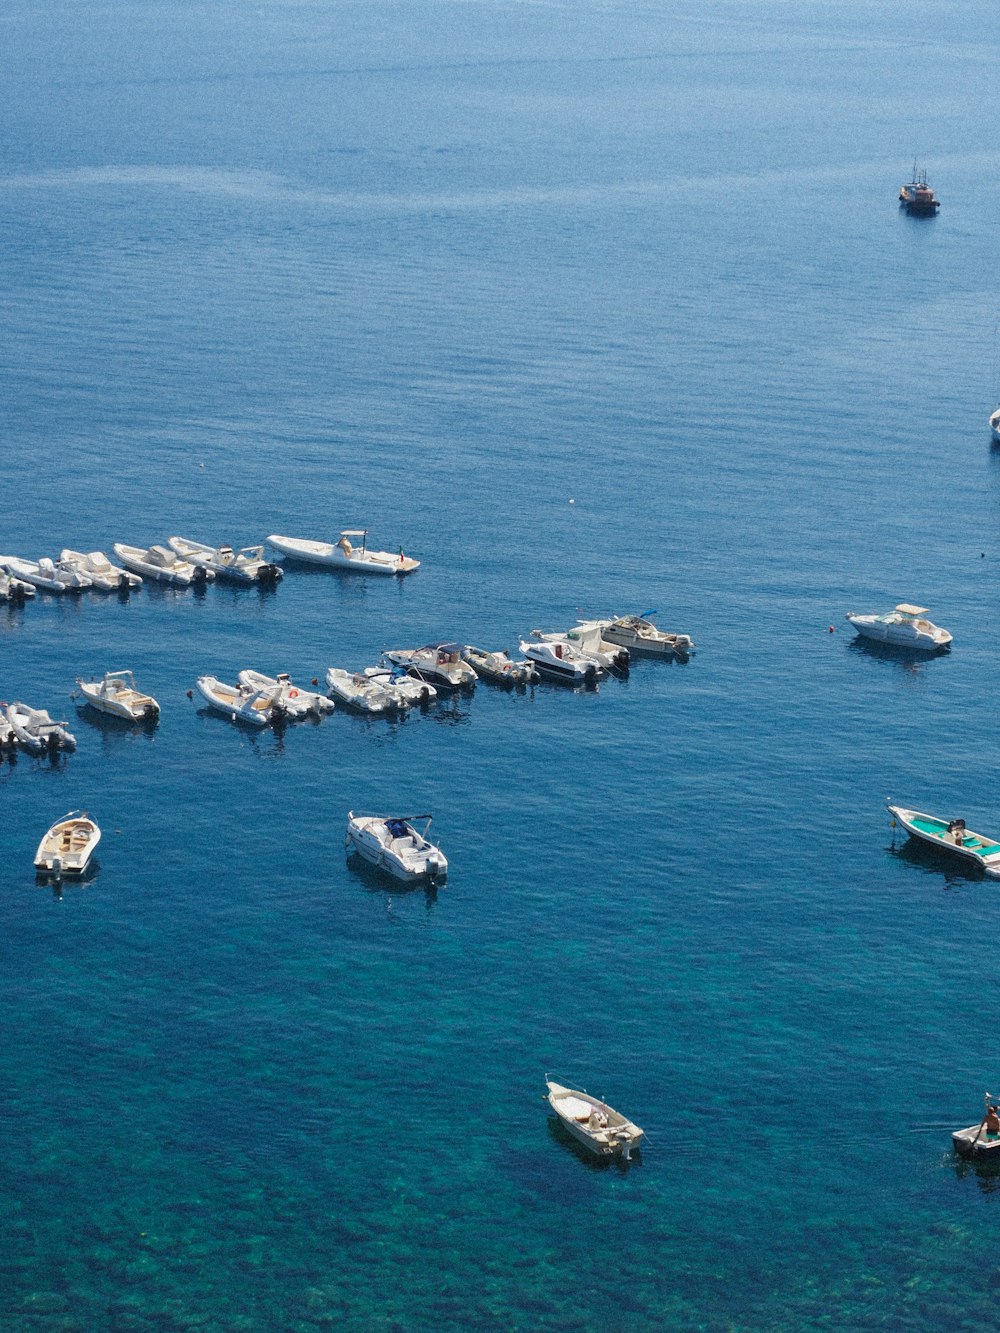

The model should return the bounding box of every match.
[953,1093,1000,1160]
[546,1079,643,1160]
[888,803,1000,879]
[34,811,101,879]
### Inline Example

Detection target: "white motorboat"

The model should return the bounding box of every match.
[889,803,1000,878]
[6,702,77,754]
[953,1094,1000,1160]
[546,1080,644,1160]
[0,555,91,593]
[76,670,160,722]
[845,604,952,650]
[59,549,142,591]
[345,812,447,881]
[532,624,629,674]
[113,543,214,587]
[237,669,333,718]
[34,811,101,879]
[364,665,437,706]
[169,537,283,584]
[462,646,539,687]
[991,408,1000,443]
[519,638,600,686]
[0,570,35,602]
[382,644,477,691]
[266,531,420,576]
[589,613,695,658]
[196,676,283,726]
[325,668,400,714]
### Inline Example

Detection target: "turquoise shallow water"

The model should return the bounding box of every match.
[4,2,1000,1328]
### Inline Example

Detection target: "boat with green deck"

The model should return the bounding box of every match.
[888,804,1000,879]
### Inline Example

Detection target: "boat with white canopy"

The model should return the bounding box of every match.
[34,811,101,879]
[845,604,951,650]
[169,537,283,584]
[60,549,142,591]
[888,803,1000,878]
[237,670,333,717]
[546,1079,644,1160]
[76,670,160,722]
[266,531,419,575]
[195,676,282,727]
[6,702,77,754]
[588,613,695,658]
[114,543,214,587]
[0,555,91,593]
[345,812,447,881]
[382,645,477,691]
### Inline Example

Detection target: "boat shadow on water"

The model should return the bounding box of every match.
[545,1115,642,1172]
[344,850,440,906]
[888,835,986,887]
[37,858,101,899]
[847,638,947,671]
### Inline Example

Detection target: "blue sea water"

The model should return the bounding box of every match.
[3,1,1000,1328]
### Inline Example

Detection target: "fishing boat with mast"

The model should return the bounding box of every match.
[898,162,940,215]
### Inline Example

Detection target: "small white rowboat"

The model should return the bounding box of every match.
[889,803,1000,878]
[34,811,101,878]
[546,1080,644,1159]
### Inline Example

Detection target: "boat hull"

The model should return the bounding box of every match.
[889,804,1000,878]
[953,1124,1000,1159]
[846,614,951,650]
[266,535,419,575]
[546,1081,643,1158]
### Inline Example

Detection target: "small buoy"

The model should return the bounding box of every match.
[569,498,575,505]
[199,462,205,469]
[311,678,319,687]
[828,625,835,634]
[186,689,193,699]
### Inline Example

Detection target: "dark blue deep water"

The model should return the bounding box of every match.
[4,2,1000,1328]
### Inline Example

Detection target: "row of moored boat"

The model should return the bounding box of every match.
[0,529,419,600]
